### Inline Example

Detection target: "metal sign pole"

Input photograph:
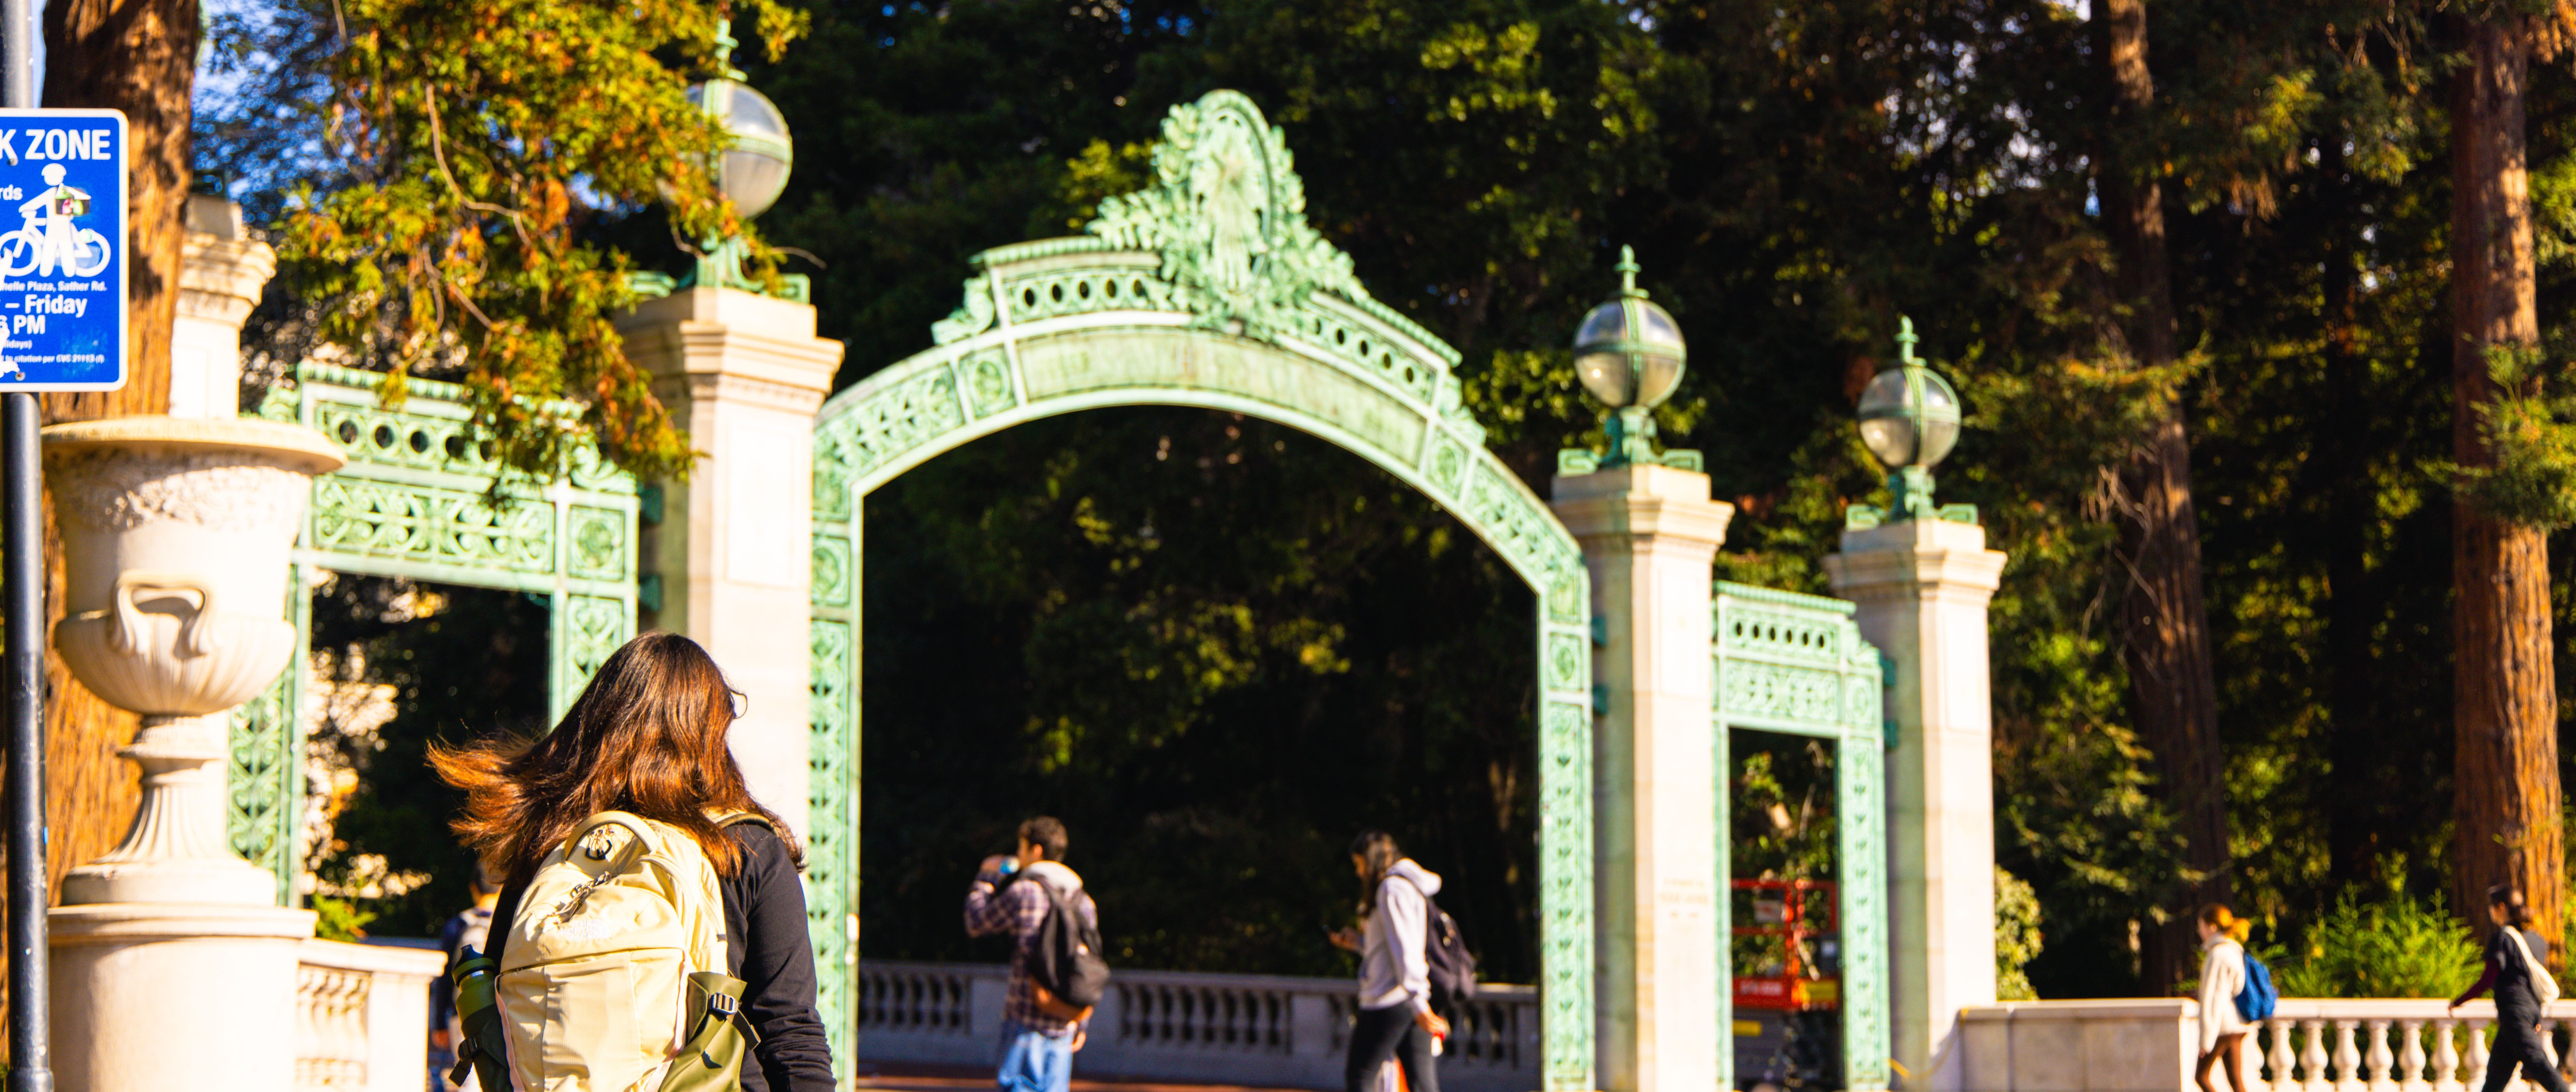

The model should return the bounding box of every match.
[2,0,46,1086]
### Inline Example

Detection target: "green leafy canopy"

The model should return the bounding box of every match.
[279,0,808,482]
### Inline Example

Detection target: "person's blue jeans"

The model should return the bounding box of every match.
[997,1019,1075,1092]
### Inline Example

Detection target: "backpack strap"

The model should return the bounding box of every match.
[715,811,807,872]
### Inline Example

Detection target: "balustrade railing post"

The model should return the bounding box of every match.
[2268,1019,2297,1090]
[2398,1018,2428,1092]
[2304,1019,2335,1092]
[2365,1018,2395,1090]
[2465,1019,2492,1092]
[2335,1019,2365,1092]
[2433,1018,2464,1092]
[2240,1024,2272,1092]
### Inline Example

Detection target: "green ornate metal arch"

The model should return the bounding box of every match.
[806,90,1596,1091]
[1712,582,1891,1091]
[227,362,641,903]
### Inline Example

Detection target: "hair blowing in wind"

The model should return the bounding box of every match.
[430,632,795,884]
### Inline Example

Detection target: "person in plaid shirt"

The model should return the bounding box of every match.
[965,816,1099,1092]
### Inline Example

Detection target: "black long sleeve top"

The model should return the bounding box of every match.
[2451,926,2552,1020]
[490,824,835,1092]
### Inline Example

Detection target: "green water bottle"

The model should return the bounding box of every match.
[449,948,510,1092]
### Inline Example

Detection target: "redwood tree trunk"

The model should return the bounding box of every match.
[42,0,192,426]
[2095,0,2230,993]
[0,0,198,1048]
[2448,14,2562,954]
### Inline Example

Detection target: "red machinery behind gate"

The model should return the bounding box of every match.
[1732,878,1839,1011]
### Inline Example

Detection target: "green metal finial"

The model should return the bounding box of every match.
[1844,313,1976,529]
[713,18,746,80]
[1616,246,1647,300]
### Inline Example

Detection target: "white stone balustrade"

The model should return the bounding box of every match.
[293,939,447,1092]
[855,961,1539,1092]
[1964,997,2576,1092]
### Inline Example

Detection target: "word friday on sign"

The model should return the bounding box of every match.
[0,128,111,164]
[5,287,99,332]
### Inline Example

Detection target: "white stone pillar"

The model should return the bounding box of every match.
[1824,518,2007,1090]
[618,286,843,834]
[50,904,315,1092]
[1550,464,1733,1092]
[168,195,275,418]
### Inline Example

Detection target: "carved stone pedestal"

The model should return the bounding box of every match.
[41,415,343,1092]
[49,903,316,1092]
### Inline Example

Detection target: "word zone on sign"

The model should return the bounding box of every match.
[0,109,125,392]
[0,127,114,163]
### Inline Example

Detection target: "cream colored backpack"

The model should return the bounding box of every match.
[483,812,763,1092]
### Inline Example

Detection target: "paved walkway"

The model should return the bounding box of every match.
[855,1062,1315,1092]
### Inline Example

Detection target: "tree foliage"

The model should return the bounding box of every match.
[274,0,806,481]
[2270,892,2482,999]
[233,0,2576,994]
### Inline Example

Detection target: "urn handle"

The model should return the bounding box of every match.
[109,571,219,658]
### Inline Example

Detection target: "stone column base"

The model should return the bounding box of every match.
[50,902,317,1092]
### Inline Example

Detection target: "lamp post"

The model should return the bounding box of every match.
[1848,317,1974,527]
[1823,315,2007,1088]
[1560,246,1700,473]
[1546,243,1733,1092]
[689,20,793,221]
[641,19,806,301]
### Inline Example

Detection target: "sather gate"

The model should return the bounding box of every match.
[804,92,1599,1088]
[213,87,1904,1092]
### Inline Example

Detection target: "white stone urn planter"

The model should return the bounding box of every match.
[42,415,343,905]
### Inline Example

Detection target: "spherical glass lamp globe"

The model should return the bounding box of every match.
[686,79,795,220]
[1854,320,1962,470]
[1573,247,1687,410]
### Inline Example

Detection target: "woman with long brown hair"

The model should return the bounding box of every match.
[433,632,833,1092]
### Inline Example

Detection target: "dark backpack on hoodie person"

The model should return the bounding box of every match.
[1020,872,1111,1012]
[1417,884,1478,1013]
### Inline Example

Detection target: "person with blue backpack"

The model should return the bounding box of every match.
[2194,904,2274,1092]
[2448,884,2568,1092]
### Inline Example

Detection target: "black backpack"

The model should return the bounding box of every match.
[1024,876,1111,1010]
[1420,887,1478,1013]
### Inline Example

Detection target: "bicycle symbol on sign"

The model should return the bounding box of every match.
[0,164,109,279]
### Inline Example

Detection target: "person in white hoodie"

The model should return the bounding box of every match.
[1328,832,1452,1092]
[2194,903,2254,1092]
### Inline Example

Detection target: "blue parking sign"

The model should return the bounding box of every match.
[0,110,124,392]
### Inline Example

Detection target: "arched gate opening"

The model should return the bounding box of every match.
[806,92,1596,1091]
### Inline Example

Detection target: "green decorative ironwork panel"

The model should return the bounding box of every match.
[808,521,859,1086]
[231,364,641,897]
[227,566,308,903]
[811,90,1596,1091]
[1712,582,1890,1091]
